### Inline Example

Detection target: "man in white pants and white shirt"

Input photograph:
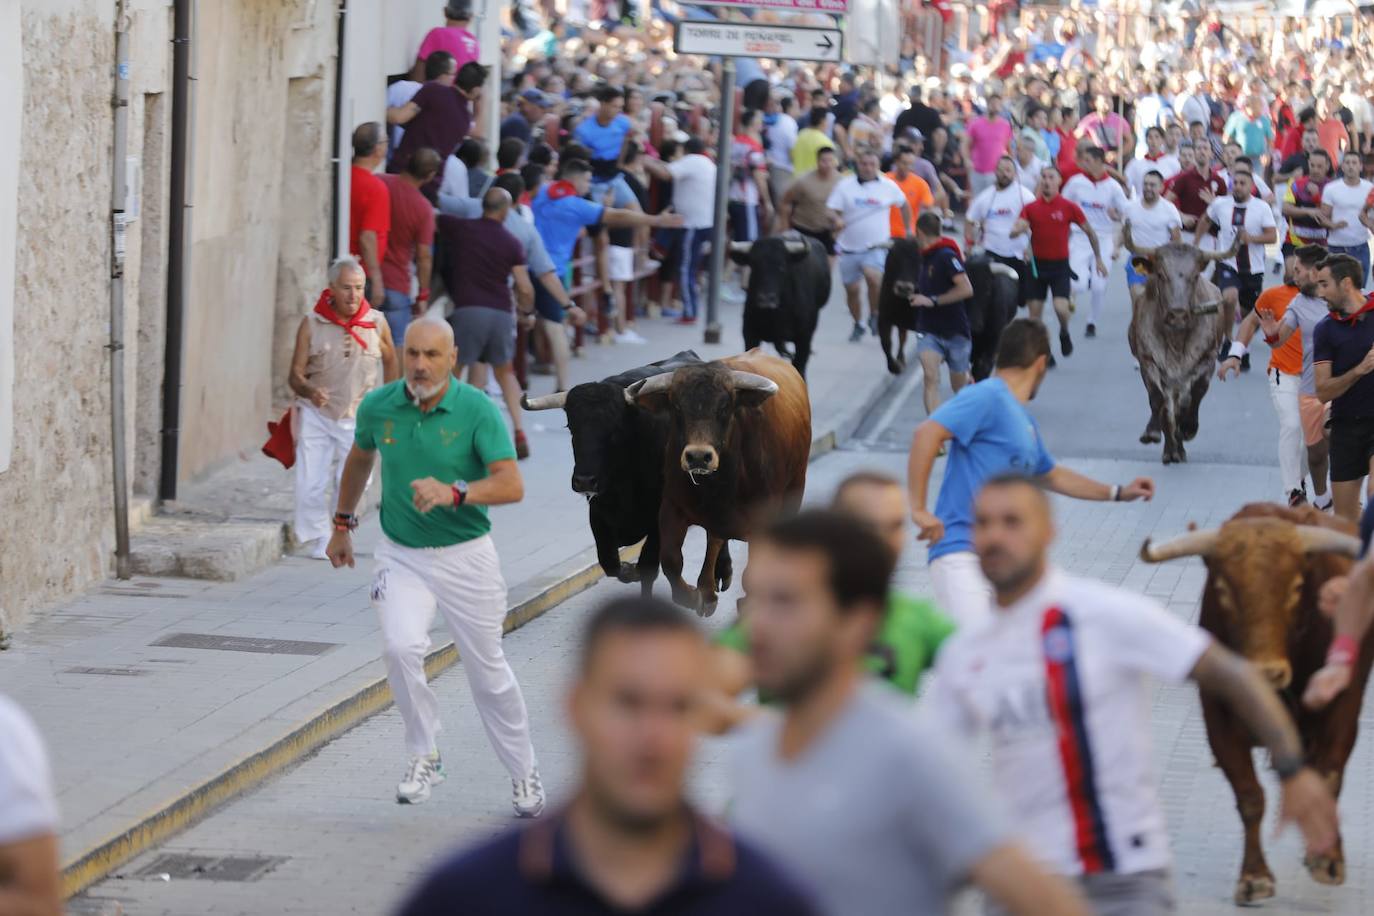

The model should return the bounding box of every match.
[1063,145,1129,338]
[289,257,398,558]
[327,317,543,815]
[908,319,1153,627]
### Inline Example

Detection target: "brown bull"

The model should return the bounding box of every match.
[1123,227,1237,464]
[629,350,810,615]
[1141,504,1369,905]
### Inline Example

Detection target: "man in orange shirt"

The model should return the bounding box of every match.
[888,145,935,238]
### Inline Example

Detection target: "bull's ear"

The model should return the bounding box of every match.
[1131,256,1153,276]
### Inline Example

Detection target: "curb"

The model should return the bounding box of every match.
[61,371,900,899]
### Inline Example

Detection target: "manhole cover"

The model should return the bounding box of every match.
[150,633,338,656]
[63,667,148,677]
[135,853,286,882]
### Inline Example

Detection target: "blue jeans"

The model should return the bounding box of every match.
[1328,243,1370,288]
[382,288,414,343]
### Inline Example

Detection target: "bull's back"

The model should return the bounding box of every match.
[721,350,812,484]
[788,240,831,309]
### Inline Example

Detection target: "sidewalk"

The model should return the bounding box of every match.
[0,281,895,894]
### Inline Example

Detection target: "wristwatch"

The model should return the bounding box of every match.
[451,480,469,507]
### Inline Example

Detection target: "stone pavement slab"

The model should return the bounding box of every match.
[0,272,894,888]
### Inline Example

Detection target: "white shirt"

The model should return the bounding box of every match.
[1124,154,1181,199]
[1206,193,1276,275]
[0,695,59,845]
[1122,198,1183,249]
[438,155,469,203]
[968,182,1036,258]
[924,568,1211,877]
[667,154,718,229]
[766,114,798,173]
[1322,178,1374,247]
[828,174,907,253]
[1014,155,1046,191]
[1063,173,1129,239]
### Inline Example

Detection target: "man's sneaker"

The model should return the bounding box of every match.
[1047,353,1058,368]
[721,286,745,304]
[1288,488,1308,508]
[676,316,696,325]
[848,322,866,343]
[616,328,648,344]
[867,314,878,335]
[1315,496,1334,512]
[1085,323,1097,339]
[515,429,530,460]
[660,308,683,319]
[397,754,445,805]
[512,768,545,818]
[1060,328,1074,357]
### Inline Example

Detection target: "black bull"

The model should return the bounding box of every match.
[728,234,832,379]
[1123,227,1237,464]
[520,351,731,595]
[875,238,1019,380]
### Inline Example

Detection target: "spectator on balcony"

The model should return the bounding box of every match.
[409,3,480,83]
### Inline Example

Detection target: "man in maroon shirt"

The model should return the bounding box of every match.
[438,188,536,457]
[1010,166,1105,366]
[349,122,391,303]
[1164,142,1227,238]
[380,148,441,343]
[389,56,487,179]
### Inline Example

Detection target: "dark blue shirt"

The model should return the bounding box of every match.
[501,111,533,145]
[395,808,819,916]
[916,244,971,340]
[1313,309,1374,421]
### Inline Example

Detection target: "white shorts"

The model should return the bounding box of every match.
[929,551,993,628]
[839,247,889,286]
[608,245,636,282]
[1069,234,1116,294]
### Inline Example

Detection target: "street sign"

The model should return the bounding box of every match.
[682,0,848,11]
[673,21,844,62]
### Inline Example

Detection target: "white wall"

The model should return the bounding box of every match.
[0,0,21,473]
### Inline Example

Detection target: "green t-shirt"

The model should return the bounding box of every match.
[354,379,516,548]
[717,592,955,696]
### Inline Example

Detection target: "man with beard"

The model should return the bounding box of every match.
[327,318,543,815]
[397,597,820,915]
[966,155,1035,308]
[908,320,1153,626]
[1312,254,1374,521]
[730,509,1090,916]
[1219,245,1332,508]
[1121,171,1182,312]
[923,475,1339,915]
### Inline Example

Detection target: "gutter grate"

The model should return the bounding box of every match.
[135,853,286,882]
[150,632,337,656]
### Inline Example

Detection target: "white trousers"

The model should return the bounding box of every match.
[1268,369,1306,495]
[372,535,536,777]
[293,402,355,545]
[929,551,993,629]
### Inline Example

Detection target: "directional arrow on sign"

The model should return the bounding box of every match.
[816,34,833,52]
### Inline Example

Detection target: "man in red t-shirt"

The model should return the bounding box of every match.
[379,148,441,343]
[1164,142,1227,239]
[1010,166,1105,364]
[350,122,391,303]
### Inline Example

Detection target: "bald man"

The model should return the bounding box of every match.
[328,317,544,814]
[436,187,536,458]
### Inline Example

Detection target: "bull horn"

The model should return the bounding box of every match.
[783,238,807,254]
[1202,234,1242,263]
[521,391,568,411]
[1121,221,1155,259]
[729,371,778,395]
[870,239,895,251]
[1294,525,1363,557]
[987,262,1019,282]
[1139,528,1220,563]
[626,371,675,403]
[729,241,753,253]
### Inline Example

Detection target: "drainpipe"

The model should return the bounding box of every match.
[108,0,132,577]
[160,0,194,501]
[330,1,347,260]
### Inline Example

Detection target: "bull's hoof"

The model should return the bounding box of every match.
[1140,428,1162,444]
[1234,872,1276,905]
[616,562,640,584]
[717,570,733,592]
[698,592,719,618]
[671,586,700,611]
[885,356,902,376]
[1305,852,1346,886]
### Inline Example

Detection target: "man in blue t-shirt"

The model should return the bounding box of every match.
[572,85,639,209]
[910,211,974,416]
[907,319,1155,627]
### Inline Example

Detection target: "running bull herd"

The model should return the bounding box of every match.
[525,230,1374,906]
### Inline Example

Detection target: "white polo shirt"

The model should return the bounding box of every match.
[968,182,1037,258]
[0,695,59,845]
[1122,198,1183,249]
[924,568,1211,877]
[1206,194,1276,275]
[828,174,907,253]
[667,154,718,229]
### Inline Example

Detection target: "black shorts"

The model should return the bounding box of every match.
[1212,264,1264,315]
[793,223,836,255]
[1026,258,1072,301]
[1329,417,1374,482]
[655,227,683,280]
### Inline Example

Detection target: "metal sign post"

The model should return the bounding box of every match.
[703,57,735,345]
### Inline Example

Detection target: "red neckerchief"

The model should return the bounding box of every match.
[313,288,376,349]
[1145,152,1164,161]
[921,236,963,259]
[1331,293,1374,325]
[546,180,580,200]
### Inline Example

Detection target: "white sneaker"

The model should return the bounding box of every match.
[616,328,648,344]
[720,286,745,304]
[396,754,445,804]
[309,538,330,560]
[512,767,545,818]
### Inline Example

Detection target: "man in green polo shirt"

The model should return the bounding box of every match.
[327,317,544,815]
[698,471,955,733]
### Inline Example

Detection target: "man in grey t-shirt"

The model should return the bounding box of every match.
[730,509,1089,916]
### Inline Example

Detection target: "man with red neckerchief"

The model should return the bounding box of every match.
[910,210,974,415]
[287,256,398,559]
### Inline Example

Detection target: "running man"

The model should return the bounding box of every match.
[966,155,1035,309]
[924,474,1339,913]
[908,319,1152,626]
[1196,169,1277,327]
[1010,167,1107,365]
[1121,171,1183,311]
[828,150,912,342]
[327,318,544,814]
[910,210,974,414]
[1062,146,1129,340]
[1312,253,1374,521]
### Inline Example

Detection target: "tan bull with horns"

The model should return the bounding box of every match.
[1141,503,1372,905]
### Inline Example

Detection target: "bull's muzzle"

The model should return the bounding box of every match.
[1255,659,1293,690]
[571,474,597,497]
[681,446,719,480]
